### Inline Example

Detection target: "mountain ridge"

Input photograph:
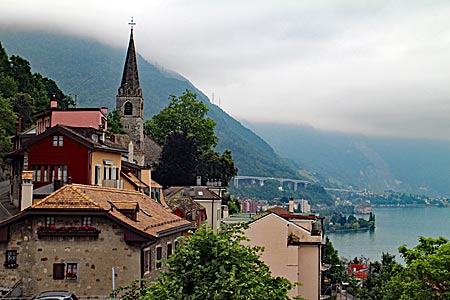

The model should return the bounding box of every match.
[0,28,299,179]
[244,121,450,197]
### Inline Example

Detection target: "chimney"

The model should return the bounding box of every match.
[50,94,58,108]
[196,176,202,186]
[101,107,108,116]
[17,116,23,134]
[289,197,294,213]
[21,171,34,211]
[128,141,134,163]
[54,179,63,191]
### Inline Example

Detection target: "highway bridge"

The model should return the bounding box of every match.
[231,176,363,193]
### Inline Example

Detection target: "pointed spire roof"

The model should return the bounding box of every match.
[118,26,142,97]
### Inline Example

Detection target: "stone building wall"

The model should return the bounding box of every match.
[0,215,142,297]
[142,233,184,282]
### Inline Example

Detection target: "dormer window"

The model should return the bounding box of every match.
[124,102,133,115]
[111,201,139,221]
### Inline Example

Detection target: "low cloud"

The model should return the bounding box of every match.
[2,0,450,139]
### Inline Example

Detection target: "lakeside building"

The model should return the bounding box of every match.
[224,199,324,300]
[241,199,258,214]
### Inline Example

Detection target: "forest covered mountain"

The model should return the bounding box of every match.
[245,122,450,197]
[0,28,299,179]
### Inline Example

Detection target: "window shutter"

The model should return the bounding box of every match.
[53,263,65,280]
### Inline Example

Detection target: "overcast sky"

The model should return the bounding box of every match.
[2,0,450,140]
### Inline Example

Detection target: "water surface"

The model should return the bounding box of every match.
[326,207,450,262]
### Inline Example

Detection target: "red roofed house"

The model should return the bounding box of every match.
[348,263,369,280]
[34,95,108,135]
[0,180,191,297]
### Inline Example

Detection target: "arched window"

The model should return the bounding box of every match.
[124,102,133,115]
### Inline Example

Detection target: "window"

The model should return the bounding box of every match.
[53,135,63,146]
[144,249,151,273]
[95,165,101,185]
[33,165,42,182]
[82,217,92,226]
[156,246,162,269]
[124,102,133,115]
[4,250,17,268]
[104,166,111,180]
[53,263,65,280]
[45,217,55,226]
[175,240,179,252]
[167,243,172,258]
[66,263,78,280]
[111,167,118,180]
[91,134,98,142]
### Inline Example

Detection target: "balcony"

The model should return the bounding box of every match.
[37,225,100,238]
[102,179,124,189]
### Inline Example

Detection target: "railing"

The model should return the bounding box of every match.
[102,180,124,189]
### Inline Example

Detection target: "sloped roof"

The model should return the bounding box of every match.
[164,186,222,201]
[9,125,125,157]
[30,184,191,237]
[266,206,319,220]
[121,171,148,189]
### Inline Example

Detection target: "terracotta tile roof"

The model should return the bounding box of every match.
[33,185,102,210]
[122,171,148,189]
[32,184,191,237]
[111,201,139,211]
[143,135,162,166]
[266,206,318,220]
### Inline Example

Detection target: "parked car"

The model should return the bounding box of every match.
[33,291,78,300]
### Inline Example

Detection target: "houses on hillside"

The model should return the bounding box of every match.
[1,22,327,300]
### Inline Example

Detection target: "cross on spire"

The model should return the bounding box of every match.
[128,17,136,31]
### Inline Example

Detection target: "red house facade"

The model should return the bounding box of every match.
[8,125,125,207]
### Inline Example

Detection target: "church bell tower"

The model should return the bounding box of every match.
[116,18,144,147]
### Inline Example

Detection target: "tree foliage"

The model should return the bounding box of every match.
[154,132,200,187]
[147,90,237,187]
[359,253,401,300]
[198,149,238,186]
[381,237,450,300]
[106,110,127,136]
[144,90,217,152]
[112,224,299,300]
[0,42,72,158]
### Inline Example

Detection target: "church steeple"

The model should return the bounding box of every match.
[118,19,142,97]
[116,18,145,164]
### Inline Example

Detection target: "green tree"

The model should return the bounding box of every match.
[383,237,450,300]
[359,253,401,300]
[106,110,127,136]
[198,149,238,186]
[153,132,200,187]
[144,90,217,151]
[10,93,34,130]
[112,224,299,300]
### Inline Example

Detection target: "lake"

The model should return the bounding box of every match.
[326,206,450,262]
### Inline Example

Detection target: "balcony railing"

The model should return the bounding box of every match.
[37,226,100,238]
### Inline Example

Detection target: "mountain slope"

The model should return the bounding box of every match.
[245,122,450,196]
[0,29,298,179]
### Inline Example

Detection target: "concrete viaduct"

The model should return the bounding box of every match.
[231,176,312,191]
